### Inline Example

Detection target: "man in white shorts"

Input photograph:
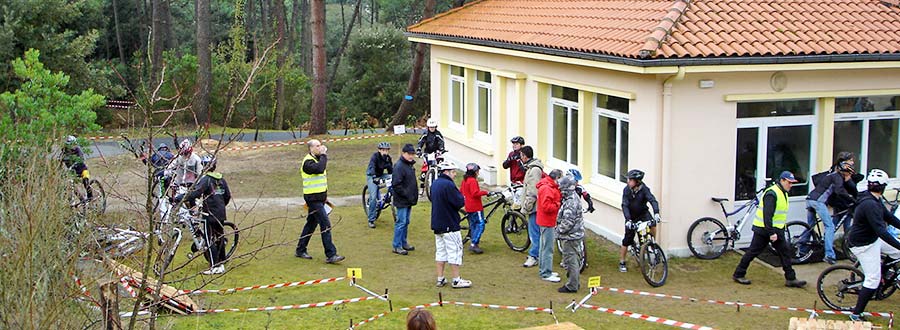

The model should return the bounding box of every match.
[429,161,471,288]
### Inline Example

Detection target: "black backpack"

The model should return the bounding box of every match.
[811,170,831,188]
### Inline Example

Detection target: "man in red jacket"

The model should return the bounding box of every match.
[502,136,526,183]
[461,163,492,254]
[537,169,563,282]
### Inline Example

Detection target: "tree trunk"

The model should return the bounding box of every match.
[300,0,312,75]
[195,0,212,125]
[248,0,258,59]
[273,0,287,129]
[100,282,123,330]
[150,0,165,83]
[112,0,126,65]
[327,0,362,89]
[309,0,327,135]
[390,0,438,127]
[290,0,301,53]
[163,0,176,50]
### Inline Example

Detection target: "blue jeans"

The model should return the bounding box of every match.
[528,212,540,258]
[367,174,390,222]
[393,207,411,249]
[468,211,485,245]
[806,199,836,260]
[538,226,556,278]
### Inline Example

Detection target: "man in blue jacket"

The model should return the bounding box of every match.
[430,161,471,289]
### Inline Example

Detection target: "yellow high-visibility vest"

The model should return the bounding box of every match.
[753,184,789,229]
[301,153,327,195]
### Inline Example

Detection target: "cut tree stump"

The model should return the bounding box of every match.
[789,317,872,330]
[105,259,198,315]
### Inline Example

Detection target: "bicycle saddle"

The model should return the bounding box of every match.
[711,197,729,203]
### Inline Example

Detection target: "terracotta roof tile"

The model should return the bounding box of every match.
[407,0,900,59]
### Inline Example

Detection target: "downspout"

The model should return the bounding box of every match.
[660,66,684,251]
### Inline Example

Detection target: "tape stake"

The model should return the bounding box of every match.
[439,292,443,307]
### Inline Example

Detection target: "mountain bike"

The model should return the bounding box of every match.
[361,177,396,222]
[816,256,899,311]
[628,218,668,287]
[457,184,529,251]
[687,187,767,259]
[157,189,239,275]
[785,205,855,264]
[419,150,446,200]
[91,226,148,258]
[69,176,107,216]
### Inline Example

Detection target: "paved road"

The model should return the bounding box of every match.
[87,128,424,159]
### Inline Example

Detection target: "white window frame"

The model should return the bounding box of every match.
[474,74,493,138]
[834,110,900,177]
[735,101,818,201]
[448,68,466,131]
[592,106,629,186]
[548,96,579,168]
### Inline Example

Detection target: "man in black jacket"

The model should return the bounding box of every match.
[805,161,854,264]
[296,139,345,264]
[175,156,231,275]
[391,144,419,255]
[366,142,393,228]
[846,169,900,322]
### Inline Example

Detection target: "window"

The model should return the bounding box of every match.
[595,94,629,183]
[475,71,492,135]
[549,85,579,165]
[834,95,900,175]
[449,65,465,126]
[735,100,816,199]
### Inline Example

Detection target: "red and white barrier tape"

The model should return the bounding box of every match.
[580,303,716,330]
[196,295,383,314]
[73,275,90,297]
[593,286,894,318]
[86,135,119,141]
[178,276,345,295]
[443,301,554,313]
[120,277,138,298]
[350,302,443,329]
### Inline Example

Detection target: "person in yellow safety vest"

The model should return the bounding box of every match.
[295,139,345,264]
[732,171,807,288]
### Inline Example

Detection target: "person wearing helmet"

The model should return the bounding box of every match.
[502,136,526,183]
[168,139,203,186]
[366,142,394,228]
[417,118,446,190]
[733,171,807,288]
[567,169,595,213]
[461,163,490,254]
[61,135,93,199]
[145,143,176,197]
[174,155,232,275]
[429,160,471,288]
[618,169,660,273]
[846,169,900,322]
[391,144,419,255]
[804,158,855,264]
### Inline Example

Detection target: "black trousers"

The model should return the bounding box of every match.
[203,216,226,267]
[296,201,337,258]
[733,227,797,281]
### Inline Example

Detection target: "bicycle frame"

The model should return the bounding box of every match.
[718,188,765,241]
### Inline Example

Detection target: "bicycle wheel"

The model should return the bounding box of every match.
[876,264,898,300]
[361,186,382,221]
[841,235,857,263]
[501,211,529,252]
[424,170,436,201]
[639,242,668,287]
[223,222,239,260]
[817,264,864,311]
[686,217,729,260]
[785,221,816,264]
[88,180,107,215]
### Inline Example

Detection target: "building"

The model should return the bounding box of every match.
[406,0,900,255]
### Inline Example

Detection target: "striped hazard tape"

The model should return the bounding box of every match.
[86,135,119,141]
[178,276,345,295]
[443,301,554,313]
[196,295,383,314]
[580,303,717,330]
[593,286,894,319]
[120,277,138,298]
[350,302,443,329]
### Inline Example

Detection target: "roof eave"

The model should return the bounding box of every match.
[406,32,900,69]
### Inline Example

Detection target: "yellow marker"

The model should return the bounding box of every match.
[347,268,363,279]
[588,276,601,288]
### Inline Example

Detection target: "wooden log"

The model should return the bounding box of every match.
[789,317,872,330]
[105,259,198,315]
[100,281,123,330]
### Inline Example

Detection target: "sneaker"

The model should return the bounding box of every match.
[542,275,561,283]
[558,286,578,293]
[469,245,483,254]
[436,277,447,287]
[523,256,537,268]
[325,255,346,264]
[618,262,627,273]
[392,248,408,255]
[295,251,312,259]
[201,265,224,275]
[785,279,807,288]
[849,314,867,322]
[452,278,472,288]
[402,245,416,251]
[551,272,559,277]
[368,222,376,229]
[824,257,837,265]
[213,265,226,274]
[732,276,751,285]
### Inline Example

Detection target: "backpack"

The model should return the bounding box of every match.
[811,170,830,188]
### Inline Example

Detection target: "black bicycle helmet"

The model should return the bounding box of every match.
[625,169,645,181]
[510,136,525,144]
[465,163,481,175]
[201,155,217,171]
[377,142,391,149]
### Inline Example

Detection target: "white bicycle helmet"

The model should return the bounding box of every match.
[65,135,77,144]
[867,169,889,186]
[426,118,438,128]
[437,160,457,171]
